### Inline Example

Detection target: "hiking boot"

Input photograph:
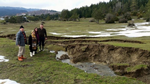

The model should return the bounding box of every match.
[21,55,26,59]
[18,57,23,61]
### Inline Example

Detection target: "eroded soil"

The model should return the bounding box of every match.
[1,34,150,84]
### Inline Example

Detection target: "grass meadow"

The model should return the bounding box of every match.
[0,18,148,83]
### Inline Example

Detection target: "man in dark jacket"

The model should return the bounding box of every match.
[16,26,27,61]
[38,24,47,51]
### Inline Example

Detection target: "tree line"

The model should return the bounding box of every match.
[60,0,150,23]
[2,0,150,24]
[3,14,59,23]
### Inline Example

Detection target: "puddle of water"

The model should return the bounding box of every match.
[0,79,20,84]
[0,55,9,62]
[63,35,87,38]
[55,51,116,76]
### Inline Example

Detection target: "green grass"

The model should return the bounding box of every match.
[46,44,65,51]
[125,64,148,72]
[110,63,129,66]
[0,18,149,84]
[0,19,128,36]
[0,38,145,84]
[101,41,150,51]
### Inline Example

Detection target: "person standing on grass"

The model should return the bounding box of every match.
[38,24,47,51]
[34,27,39,54]
[16,26,27,61]
[28,30,38,57]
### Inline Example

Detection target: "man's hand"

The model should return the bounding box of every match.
[45,38,47,40]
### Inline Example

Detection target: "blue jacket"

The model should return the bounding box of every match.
[16,31,27,46]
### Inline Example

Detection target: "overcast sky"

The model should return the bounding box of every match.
[0,0,109,11]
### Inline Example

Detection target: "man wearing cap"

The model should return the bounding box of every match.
[16,25,27,61]
[38,24,47,51]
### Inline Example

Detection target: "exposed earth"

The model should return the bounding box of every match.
[2,34,150,84]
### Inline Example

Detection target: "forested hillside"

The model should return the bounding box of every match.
[60,0,150,22]
[0,7,27,16]
[2,0,150,24]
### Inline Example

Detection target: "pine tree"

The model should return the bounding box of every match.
[92,9,104,24]
[130,0,138,12]
[144,0,150,21]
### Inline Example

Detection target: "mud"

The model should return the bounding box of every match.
[56,51,116,76]
[46,36,150,83]
[46,39,144,47]
[66,44,150,64]
[65,44,150,83]
[0,34,16,40]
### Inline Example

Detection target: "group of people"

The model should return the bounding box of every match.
[16,24,47,61]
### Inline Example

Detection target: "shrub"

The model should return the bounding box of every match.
[146,18,150,22]
[137,12,143,19]
[89,18,95,22]
[131,11,138,16]
[119,18,128,23]
[0,20,6,24]
[114,16,119,21]
[124,12,132,20]
[105,13,115,23]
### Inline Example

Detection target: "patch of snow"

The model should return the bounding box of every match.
[89,32,101,34]
[50,51,55,53]
[63,35,87,37]
[0,56,9,62]
[50,32,61,35]
[0,79,20,84]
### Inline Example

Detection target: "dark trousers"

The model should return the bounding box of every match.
[39,37,45,48]
[29,46,37,52]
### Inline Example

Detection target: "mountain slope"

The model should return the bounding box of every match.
[27,10,60,15]
[0,6,59,17]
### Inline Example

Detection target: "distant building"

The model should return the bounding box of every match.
[16,13,26,16]
[0,17,4,20]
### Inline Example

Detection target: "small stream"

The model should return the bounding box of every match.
[54,51,116,76]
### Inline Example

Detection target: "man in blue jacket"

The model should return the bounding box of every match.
[16,26,27,61]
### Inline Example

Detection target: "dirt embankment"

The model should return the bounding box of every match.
[66,44,150,64]
[66,44,150,83]
[0,34,16,40]
[1,34,144,44]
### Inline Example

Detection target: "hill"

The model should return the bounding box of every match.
[0,6,59,17]
[0,6,28,16]
[27,10,60,16]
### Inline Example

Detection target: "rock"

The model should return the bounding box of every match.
[59,54,69,60]
[128,22,135,27]
[89,18,95,22]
